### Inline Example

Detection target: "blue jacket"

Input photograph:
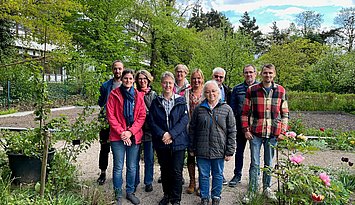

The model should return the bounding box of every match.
[230,81,258,129]
[98,78,114,108]
[149,94,189,151]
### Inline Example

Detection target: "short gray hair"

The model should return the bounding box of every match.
[243,64,257,73]
[174,64,189,74]
[212,67,226,77]
[202,80,221,102]
[161,71,175,82]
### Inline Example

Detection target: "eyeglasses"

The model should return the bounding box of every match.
[214,75,224,79]
[138,77,147,81]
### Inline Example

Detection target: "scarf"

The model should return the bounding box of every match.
[140,86,151,94]
[120,85,135,127]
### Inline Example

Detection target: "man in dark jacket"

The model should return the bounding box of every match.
[212,67,231,105]
[97,60,124,185]
[149,71,189,205]
[228,64,258,187]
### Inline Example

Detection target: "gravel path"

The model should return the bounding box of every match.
[1,107,355,204]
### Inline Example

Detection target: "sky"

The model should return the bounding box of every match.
[196,0,355,33]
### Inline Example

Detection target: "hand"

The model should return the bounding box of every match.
[225,156,232,161]
[245,131,253,140]
[123,138,132,146]
[277,134,285,141]
[121,131,132,141]
[162,132,172,145]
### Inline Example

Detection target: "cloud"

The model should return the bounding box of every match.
[265,7,305,18]
[204,0,353,13]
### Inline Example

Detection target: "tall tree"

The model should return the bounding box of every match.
[334,7,355,52]
[295,10,323,36]
[238,11,264,53]
[268,21,285,45]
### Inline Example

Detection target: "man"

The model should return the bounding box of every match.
[241,64,289,203]
[97,60,124,185]
[228,64,258,187]
[212,67,231,104]
[212,67,231,185]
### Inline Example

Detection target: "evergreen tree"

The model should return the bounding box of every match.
[238,11,264,53]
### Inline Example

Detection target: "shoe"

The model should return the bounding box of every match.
[97,173,106,185]
[126,193,140,205]
[199,198,209,205]
[116,197,122,205]
[158,176,162,183]
[195,187,200,196]
[145,184,153,192]
[263,187,277,201]
[212,197,220,205]
[228,175,241,187]
[222,176,227,185]
[159,195,170,205]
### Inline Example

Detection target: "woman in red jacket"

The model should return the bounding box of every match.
[106,69,146,205]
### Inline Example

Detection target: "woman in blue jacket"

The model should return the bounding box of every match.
[149,71,189,205]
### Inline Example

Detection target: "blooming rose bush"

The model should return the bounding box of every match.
[273,131,350,204]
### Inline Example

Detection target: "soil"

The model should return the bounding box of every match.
[1,108,355,205]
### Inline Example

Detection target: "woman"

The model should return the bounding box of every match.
[189,80,236,205]
[134,70,157,193]
[149,71,189,205]
[106,69,146,205]
[186,68,204,195]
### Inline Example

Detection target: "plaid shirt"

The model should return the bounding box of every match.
[241,82,289,138]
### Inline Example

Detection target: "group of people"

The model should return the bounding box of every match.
[96,61,289,205]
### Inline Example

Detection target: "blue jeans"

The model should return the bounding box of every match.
[197,157,224,200]
[249,136,277,193]
[111,141,140,196]
[135,141,154,186]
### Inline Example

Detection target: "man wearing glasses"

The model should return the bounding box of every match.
[228,64,258,187]
[212,67,231,185]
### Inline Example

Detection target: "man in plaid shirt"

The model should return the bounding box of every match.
[241,64,289,203]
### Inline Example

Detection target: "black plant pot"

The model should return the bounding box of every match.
[7,148,55,184]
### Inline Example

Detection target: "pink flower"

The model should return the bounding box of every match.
[319,172,331,187]
[286,131,297,138]
[289,154,305,165]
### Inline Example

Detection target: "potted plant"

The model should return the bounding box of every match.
[0,128,56,184]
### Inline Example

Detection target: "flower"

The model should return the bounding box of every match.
[350,140,355,145]
[286,131,297,138]
[297,134,308,141]
[311,193,325,202]
[349,162,354,167]
[289,154,305,165]
[319,172,331,187]
[320,127,325,132]
[341,157,349,162]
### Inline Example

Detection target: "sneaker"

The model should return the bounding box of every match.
[212,197,220,205]
[126,193,140,205]
[222,176,228,185]
[97,173,106,185]
[159,195,170,205]
[199,198,209,205]
[263,188,277,201]
[228,175,241,187]
[145,184,153,192]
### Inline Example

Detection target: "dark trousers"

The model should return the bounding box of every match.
[99,127,110,171]
[234,130,247,177]
[156,148,185,203]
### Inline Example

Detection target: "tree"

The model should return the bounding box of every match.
[268,21,286,45]
[295,10,323,36]
[189,28,255,86]
[334,7,355,52]
[65,0,137,68]
[257,39,327,90]
[238,11,264,53]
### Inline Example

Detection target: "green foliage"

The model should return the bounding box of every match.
[0,108,17,115]
[288,91,355,112]
[258,39,326,90]
[275,132,351,204]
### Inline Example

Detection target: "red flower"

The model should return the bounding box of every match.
[320,127,325,132]
[311,193,325,202]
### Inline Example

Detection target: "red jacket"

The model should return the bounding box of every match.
[106,88,146,144]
